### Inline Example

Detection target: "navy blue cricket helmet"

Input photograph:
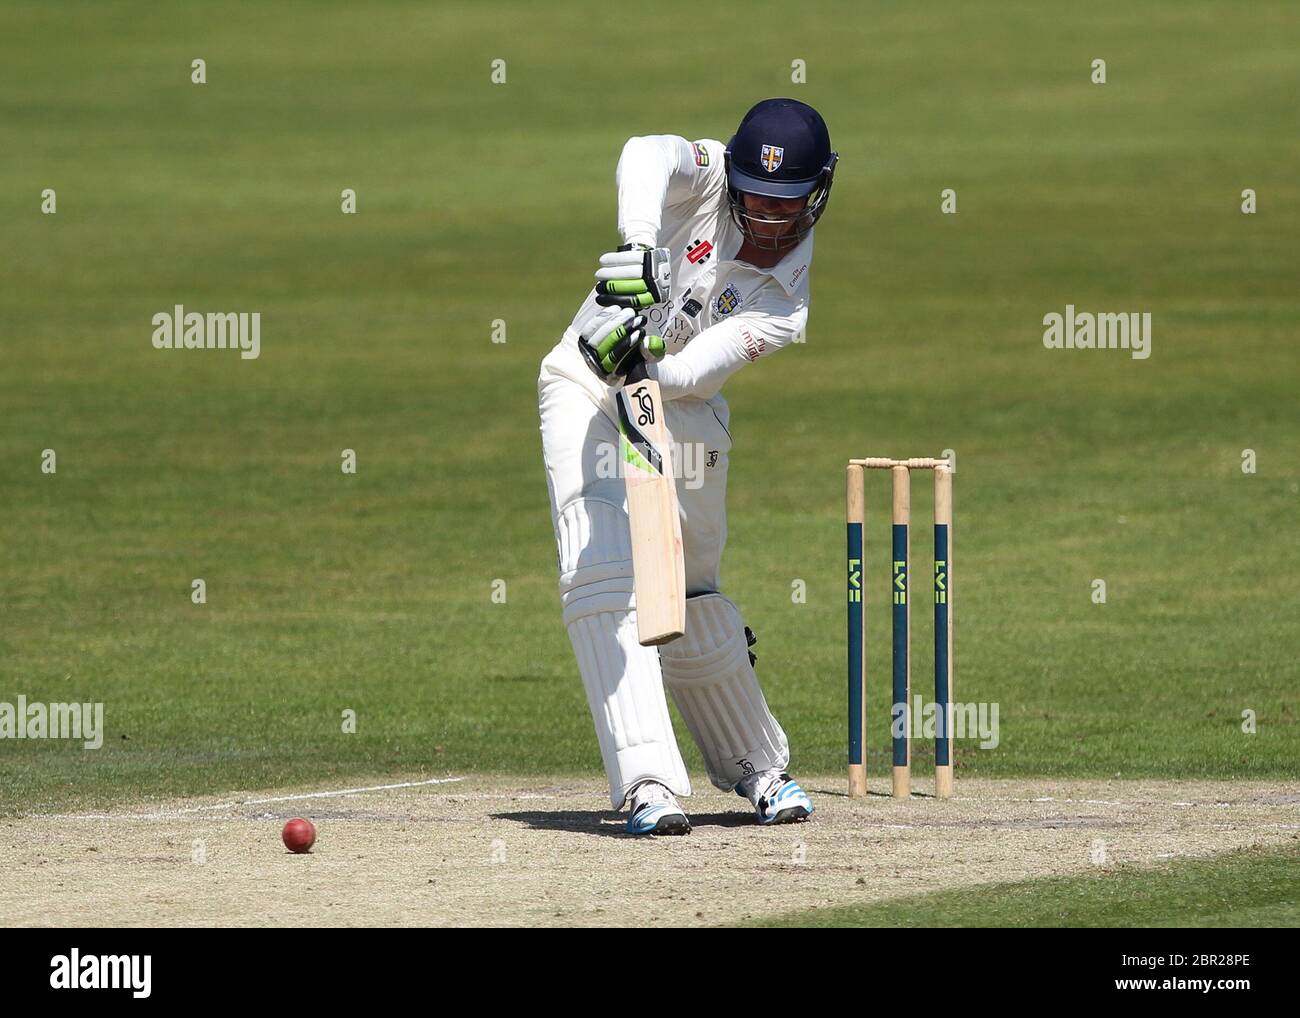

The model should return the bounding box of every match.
[724,98,838,250]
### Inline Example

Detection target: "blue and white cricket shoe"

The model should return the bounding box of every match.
[736,770,814,825]
[626,781,691,836]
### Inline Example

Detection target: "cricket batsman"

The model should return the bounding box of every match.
[537,98,837,835]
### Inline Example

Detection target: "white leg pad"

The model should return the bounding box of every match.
[659,593,790,791]
[557,498,691,809]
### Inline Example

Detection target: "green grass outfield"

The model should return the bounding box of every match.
[751,843,1300,927]
[1,1,1297,813]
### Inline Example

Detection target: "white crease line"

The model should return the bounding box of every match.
[1019,797,1286,809]
[30,776,466,821]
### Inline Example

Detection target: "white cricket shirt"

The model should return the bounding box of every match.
[560,134,813,402]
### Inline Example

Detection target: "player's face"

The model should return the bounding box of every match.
[741,193,807,238]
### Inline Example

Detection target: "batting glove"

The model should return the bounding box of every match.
[594,243,672,310]
[577,306,666,384]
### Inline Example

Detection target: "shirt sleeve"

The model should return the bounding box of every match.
[651,290,808,401]
[616,135,721,247]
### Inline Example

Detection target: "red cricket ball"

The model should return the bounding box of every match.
[281,817,316,854]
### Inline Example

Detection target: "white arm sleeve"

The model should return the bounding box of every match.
[616,135,719,247]
[652,297,808,401]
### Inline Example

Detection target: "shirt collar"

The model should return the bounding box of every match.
[719,214,814,296]
[771,230,813,295]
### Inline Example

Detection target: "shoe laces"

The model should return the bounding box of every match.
[740,768,785,802]
[632,781,672,809]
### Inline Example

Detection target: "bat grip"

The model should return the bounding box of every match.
[625,359,650,384]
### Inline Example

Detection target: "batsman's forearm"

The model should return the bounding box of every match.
[651,326,758,401]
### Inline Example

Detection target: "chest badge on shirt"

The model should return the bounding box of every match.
[714,285,742,317]
[686,239,713,265]
[761,144,784,172]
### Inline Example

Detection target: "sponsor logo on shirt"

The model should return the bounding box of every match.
[681,297,703,318]
[663,311,698,349]
[686,239,713,265]
[692,142,710,167]
[790,262,808,286]
[739,325,766,361]
[761,144,784,172]
[715,285,742,318]
[644,302,671,330]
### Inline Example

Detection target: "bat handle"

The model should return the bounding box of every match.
[625,359,650,384]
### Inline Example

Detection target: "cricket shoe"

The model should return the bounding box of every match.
[735,769,813,825]
[626,781,691,836]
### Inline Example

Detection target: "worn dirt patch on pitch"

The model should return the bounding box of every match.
[3,776,1297,927]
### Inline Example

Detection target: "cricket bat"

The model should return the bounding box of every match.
[617,360,686,645]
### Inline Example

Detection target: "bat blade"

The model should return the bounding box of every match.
[617,368,686,646]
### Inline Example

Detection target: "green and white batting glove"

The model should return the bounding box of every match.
[577,306,666,384]
[594,243,672,310]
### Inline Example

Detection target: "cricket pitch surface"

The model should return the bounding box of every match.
[5,776,1297,927]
